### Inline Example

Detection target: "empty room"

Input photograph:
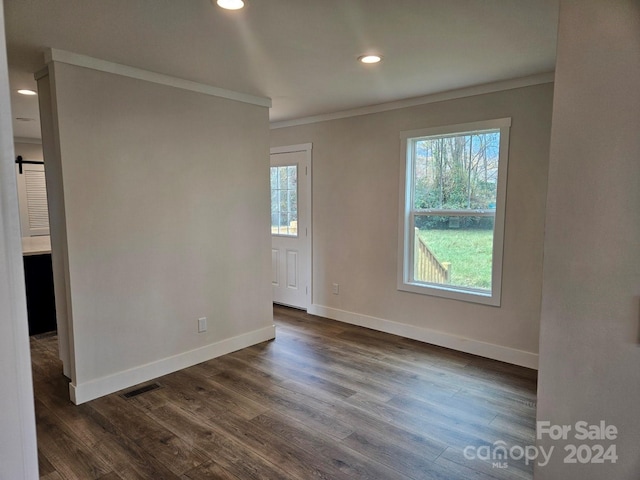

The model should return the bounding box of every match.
[1,1,638,479]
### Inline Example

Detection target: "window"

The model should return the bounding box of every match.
[398,118,511,305]
[270,165,298,236]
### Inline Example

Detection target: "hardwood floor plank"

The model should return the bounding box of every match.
[96,473,125,480]
[181,360,224,379]
[276,323,387,362]
[32,304,536,480]
[438,446,534,480]
[217,358,453,476]
[69,411,184,479]
[276,327,467,399]
[38,449,56,477]
[182,461,242,480]
[341,429,444,480]
[205,368,356,440]
[40,472,64,480]
[242,334,400,401]
[34,371,196,479]
[84,397,206,477]
[229,345,359,399]
[88,394,169,442]
[137,369,400,479]
[259,327,474,407]
[489,413,537,444]
[432,455,522,480]
[251,410,415,480]
[344,391,527,452]
[134,430,207,476]
[189,407,340,479]
[272,306,348,336]
[164,368,270,420]
[35,400,112,480]
[144,402,297,480]
[454,387,537,420]
[387,392,498,425]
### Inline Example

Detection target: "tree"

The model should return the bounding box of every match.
[413,130,499,230]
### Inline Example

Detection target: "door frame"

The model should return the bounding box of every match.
[270,143,312,310]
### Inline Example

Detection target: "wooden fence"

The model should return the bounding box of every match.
[414,228,451,284]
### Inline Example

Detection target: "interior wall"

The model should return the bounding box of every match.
[37,65,73,378]
[0,0,39,476]
[41,61,274,404]
[536,0,640,478]
[271,83,553,365]
[14,141,43,161]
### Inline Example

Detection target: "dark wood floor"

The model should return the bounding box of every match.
[31,305,537,480]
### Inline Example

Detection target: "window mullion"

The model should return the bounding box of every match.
[468,134,473,209]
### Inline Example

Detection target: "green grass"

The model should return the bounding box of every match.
[417,228,493,289]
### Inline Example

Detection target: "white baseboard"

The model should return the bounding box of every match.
[69,325,276,404]
[307,305,538,370]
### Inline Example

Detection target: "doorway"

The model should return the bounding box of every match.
[270,144,312,310]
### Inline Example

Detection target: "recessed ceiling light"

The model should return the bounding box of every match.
[358,55,382,64]
[17,89,37,96]
[216,0,244,10]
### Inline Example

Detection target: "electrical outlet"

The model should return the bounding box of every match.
[332,283,339,295]
[198,317,207,333]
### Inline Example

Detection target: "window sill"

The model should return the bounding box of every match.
[398,281,501,307]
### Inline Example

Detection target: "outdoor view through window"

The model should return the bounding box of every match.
[271,165,298,237]
[410,128,500,294]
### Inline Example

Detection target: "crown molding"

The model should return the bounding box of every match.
[44,48,272,108]
[270,72,554,129]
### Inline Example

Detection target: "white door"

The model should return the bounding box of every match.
[270,144,311,309]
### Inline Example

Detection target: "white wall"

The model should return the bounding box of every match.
[39,60,274,404]
[14,141,43,161]
[536,1,640,478]
[37,65,73,378]
[271,83,554,367]
[0,0,39,476]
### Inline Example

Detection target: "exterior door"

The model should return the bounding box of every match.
[270,144,311,309]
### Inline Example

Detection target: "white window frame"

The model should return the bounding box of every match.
[397,118,511,306]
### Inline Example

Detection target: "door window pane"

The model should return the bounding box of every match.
[271,165,298,236]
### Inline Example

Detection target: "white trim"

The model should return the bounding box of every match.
[397,119,510,307]
[45,48,272,108]
[69,325,276,404]
[270,143,312,155]
[33,66,48,81]
[308,305,538,369]
[270,72,553,129]
[270,144,313,310]
[400,117,512,140]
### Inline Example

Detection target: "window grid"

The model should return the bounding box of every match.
[270,165,298,237]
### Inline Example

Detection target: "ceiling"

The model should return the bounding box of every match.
[4,0,559,140]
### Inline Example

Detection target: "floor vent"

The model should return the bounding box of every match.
[121,383,162,399]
